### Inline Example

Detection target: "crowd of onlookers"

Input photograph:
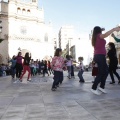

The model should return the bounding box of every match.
[0,64,11,77]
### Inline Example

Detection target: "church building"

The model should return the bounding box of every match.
[0,0,54,63]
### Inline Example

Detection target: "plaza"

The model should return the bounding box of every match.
[0,71,120,120]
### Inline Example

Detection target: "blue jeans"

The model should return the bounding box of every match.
[78,70,84,81]
[11,67,16,78]
[92,54,108,90]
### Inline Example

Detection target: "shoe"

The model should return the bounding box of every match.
[27,80,31,82]
[98,87,107,94]
[67,76,71,79]
[19,79,22,82]
[56,85,59,87]
[91,89,101,95]
[79,80,85,83]
[51,88,56,91]
[110,82,115,84]
[27,79,31,81]
[13,80,20,83]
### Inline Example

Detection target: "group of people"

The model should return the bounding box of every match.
[90,26,120,95]
[0,64,11,76]
[51,26,120,94]
[8,52,53,83]
[1,25,120,95]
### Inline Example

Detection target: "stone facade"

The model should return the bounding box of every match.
[0,0,54,64]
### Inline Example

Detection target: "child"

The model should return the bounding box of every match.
[51,48,65,91]
[92,61,98,83]
[78,57,85,83]
[66,55,72,79]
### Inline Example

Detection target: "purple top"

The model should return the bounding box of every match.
[16,56,23,64]
[94,34,106,55]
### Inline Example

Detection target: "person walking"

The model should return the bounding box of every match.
[8,55,16,79]
[91,26,120,95]
[30,59,34,77]
[78,57,85,83]
[51,48,65,91]
[48,61,52,75]
[92,61,98,83]
[70,56,75,78]
[43,60,49,77]
[107,42,120,84]
[66,55,72,79]
[15,52,23,79]
[19,53,31,82]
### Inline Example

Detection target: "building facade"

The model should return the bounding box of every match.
[0,0,54,64]
[70,33,93,65]
[58,26,74,50]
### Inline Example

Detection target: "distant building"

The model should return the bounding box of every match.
[58,26,74,51]
[70,33,93,65]
[53,33,58,51]
[0,0,54,64]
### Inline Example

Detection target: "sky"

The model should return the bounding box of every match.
[39,0,120,34]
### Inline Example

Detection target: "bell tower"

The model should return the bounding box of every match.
[32,0,38,6]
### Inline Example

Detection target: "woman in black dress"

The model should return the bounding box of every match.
[107,42,120,84]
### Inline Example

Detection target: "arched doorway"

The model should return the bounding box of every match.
[0,54,3,64]
[21,49,31,57]
[43,55,52,61]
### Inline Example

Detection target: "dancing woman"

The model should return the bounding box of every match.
[19,53,31,82]
[107,42,120,84]
[15,52,24,79]
[51,48,65,91]
[91,26,120,95]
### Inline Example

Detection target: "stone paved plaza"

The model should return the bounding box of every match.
[0,71,120,120]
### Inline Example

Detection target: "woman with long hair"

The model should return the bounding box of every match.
[48,60,52,75]
[43,60,49,77]
[51,48,65,91]
[107,42,120,84]
[15,52,23,79]
[70,56,75,78]
[19,52,31,82]
[91,26,120,95]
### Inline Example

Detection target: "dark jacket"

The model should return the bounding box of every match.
[107,49,118,69]
[24,57,31,66]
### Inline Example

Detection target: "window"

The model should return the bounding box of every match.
[32,0,36,2]
[17,7,21,13]
[44,33,48,42]
[27,9,30,13]
[22,9,26,14]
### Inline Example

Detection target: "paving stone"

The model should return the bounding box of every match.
[0,71,120,120]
